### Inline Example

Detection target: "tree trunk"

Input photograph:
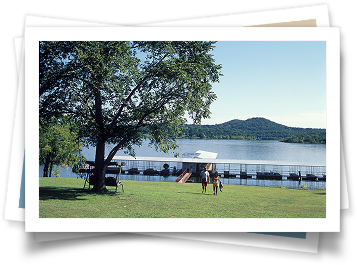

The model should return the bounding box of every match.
[93,139,107,193]
[49,162,53,177]
[43,158,50,177]
[92,76,107,193]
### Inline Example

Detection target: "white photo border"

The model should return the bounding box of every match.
[25,27,340,232]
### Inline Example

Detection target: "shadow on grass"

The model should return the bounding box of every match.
[177,191,215,195]
[39,187,89,201]
[39,186,120,201]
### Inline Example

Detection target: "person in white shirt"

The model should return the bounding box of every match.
[201,168,210,194]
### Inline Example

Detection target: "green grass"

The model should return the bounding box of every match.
[39,178,326,218]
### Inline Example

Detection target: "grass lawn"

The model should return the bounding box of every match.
[39,178,326,218]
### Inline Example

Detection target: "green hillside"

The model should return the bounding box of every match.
[279,132,326,144]
[178,117,325,141]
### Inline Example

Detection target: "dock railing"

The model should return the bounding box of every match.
[175,169,187,182]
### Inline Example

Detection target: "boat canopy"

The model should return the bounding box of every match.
[110,155,325,167]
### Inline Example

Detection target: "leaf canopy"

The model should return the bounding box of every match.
[39,41,222,155]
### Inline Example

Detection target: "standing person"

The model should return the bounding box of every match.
[219,179,223,192]
[201,168,209,194]
[213,171,220,195]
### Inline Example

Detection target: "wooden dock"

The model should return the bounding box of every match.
[111,155,326,180]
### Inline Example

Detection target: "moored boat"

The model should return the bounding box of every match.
[160,168,170,176]
[302,174,318,181]
[223,171,236,178]
[318,174,326,181]
[128,168,139,174]
[287,173,300,181]
[160,163,171,176]
[143,168,159,175]
[239,171,252,179]
[256,172,282,180]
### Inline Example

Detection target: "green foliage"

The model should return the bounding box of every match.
[279,132,326,144]
[277,185,286,189]
[178,117,325,140]
[300,185,308,190]
[39,116,86,177]
[40,41,222,149]
[52,166,61,178]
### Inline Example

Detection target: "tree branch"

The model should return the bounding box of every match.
[110,74,150,126]
[109,51,170,128]
[104,139,126,166]
[136,94,175,127]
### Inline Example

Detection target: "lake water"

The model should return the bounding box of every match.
[40,139,326,180]
[88,139,327,161]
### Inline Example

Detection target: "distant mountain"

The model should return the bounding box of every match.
[178,117,326,141]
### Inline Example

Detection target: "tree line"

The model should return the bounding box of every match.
[178,117,326,141]
[279,132,326,144]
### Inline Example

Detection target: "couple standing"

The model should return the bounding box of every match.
[201,168,221,195]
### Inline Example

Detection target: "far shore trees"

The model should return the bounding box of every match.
[39,41,222,193]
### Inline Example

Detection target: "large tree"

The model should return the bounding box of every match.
[39,41,222,192]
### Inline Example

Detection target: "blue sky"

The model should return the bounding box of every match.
[197,41,326,129]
